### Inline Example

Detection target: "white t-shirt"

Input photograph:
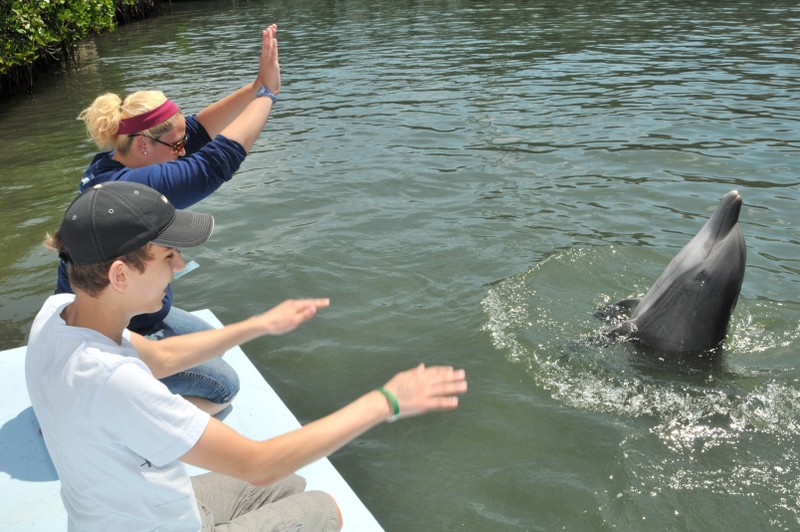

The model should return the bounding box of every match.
[25,294,211,531]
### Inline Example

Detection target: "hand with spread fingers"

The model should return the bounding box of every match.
[380,363,468,421]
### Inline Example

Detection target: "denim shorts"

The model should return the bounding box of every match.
[145,307,240,404]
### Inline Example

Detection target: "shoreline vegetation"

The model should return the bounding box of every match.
[1,0,162,99]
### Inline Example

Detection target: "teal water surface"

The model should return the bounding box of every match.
[1,1,799,530]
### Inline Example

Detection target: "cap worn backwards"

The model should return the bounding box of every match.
[60,181,214,265]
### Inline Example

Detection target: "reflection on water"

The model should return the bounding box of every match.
[2,0,799,529]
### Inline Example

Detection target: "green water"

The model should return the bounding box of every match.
[1,1,799,529]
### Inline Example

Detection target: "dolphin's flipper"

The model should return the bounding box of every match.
[584,319,637,348]
[594,298,641,322]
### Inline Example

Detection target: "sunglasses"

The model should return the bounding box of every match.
[134,133,188,154]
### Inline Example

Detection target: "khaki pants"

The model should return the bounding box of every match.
[192,472,339,531]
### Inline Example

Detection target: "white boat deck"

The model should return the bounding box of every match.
[0,309,382,531]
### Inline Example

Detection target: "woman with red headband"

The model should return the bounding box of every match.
[54,24,282,415]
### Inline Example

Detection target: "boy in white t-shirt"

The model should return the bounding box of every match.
[26,181,467,531]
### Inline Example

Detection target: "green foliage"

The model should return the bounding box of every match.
[0,0,137,75]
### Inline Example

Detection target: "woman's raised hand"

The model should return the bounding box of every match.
[257,24,281,95]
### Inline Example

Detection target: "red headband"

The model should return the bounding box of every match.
[117,99,180,135]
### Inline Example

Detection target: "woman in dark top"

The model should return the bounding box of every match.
[56,24,282,415]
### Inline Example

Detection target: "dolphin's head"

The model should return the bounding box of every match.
[627,190,746,354]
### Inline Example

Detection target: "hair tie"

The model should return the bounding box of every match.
[58,251,73,264]
[118,99,180,135]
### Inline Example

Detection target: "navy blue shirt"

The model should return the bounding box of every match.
[56,116,247,333]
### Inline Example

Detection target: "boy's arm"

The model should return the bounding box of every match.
[130,298,329,379]
[181,364,467,486]
[181,391,388,486]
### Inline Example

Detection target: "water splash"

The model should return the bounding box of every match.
[481,247,800,526]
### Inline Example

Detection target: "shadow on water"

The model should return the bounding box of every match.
[482,246,800,526]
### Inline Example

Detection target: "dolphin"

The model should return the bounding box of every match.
[600,190,746,355]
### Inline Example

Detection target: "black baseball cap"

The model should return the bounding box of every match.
[61,182,214,265]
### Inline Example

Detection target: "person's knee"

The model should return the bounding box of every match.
[198,356,241,401]
[305,491,342,531]
[161,357,240,404]
[217,363,240,400]
[329,493,343,530]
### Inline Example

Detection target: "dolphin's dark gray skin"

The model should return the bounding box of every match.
[602,190,746,354]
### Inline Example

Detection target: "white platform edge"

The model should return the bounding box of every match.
[0,309,382,531]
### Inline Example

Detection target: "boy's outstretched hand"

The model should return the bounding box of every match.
[382,363,468,421]
[257,298,330,335]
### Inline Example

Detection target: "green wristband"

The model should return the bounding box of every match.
[377,387,400,422]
